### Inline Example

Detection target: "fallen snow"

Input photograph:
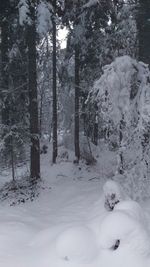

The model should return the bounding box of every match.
[0,147,150,267]
[56,226,98,263]
[99,208,150,267]
[114,200,148,227]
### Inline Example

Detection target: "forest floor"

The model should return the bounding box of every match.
[0,143,150,267]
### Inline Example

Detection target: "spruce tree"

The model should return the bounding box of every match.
[52,0,58,164]
[27,1,40,180]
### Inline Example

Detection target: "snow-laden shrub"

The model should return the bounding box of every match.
[90,56,150,127]
[103,180,126,211]
[89,56,150,200]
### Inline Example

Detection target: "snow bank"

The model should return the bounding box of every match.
[114,200,147,227]
[99,207,150,256]
[1,156,150,267]
[102,182,150,256]
[56,226,98,263]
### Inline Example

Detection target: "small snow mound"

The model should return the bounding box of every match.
[99,210,136,249]
[114,200,147,227]
[99,210,150,256]
[56,226,98,263]
[103,180,126,211]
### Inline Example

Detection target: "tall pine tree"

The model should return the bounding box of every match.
[52,0,58,164]
[27,1,40,180]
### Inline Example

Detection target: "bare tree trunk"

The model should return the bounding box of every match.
[52,0,58,164]
[11,135,15,182]
[74,45,80,162]
[27,2,40,180]
[93,116,98,146]
[118,115,124,175]
[1,0,10,126]
[39,90,44,138]
[137,0,150,66]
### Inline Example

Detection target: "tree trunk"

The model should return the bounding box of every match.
[118,115,124,175]
[11,135,15,182]
[0,0,10,126]
[39,90,44,138]
[27,2,40,180]
[74,45,80,162]
[137,0,150,66]
[52,0,58,164]
[93,116,98,146]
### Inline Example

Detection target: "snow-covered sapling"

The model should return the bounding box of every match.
[103,180,124,211]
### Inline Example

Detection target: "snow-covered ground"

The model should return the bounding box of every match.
[0,144,150,267]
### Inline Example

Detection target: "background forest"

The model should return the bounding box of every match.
[0,0,150,201]
[1,1,150,267]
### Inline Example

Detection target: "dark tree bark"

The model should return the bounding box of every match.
[91,103,98,146]
[137,0,150,66]
[0,0,10,125]
[74,0,81,162]
[93,117,98,146]
[27,2,40,180]
[52,0,58,164]
[118,114,124,175]
[74,45,80,162]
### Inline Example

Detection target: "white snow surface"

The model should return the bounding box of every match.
[0,147,150,267]
[114,200,147,226]
[56,226,98,263]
